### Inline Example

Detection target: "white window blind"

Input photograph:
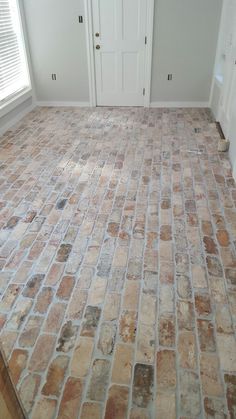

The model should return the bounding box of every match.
[0,0,30,104]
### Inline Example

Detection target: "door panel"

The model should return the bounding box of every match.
[123,52,139,91]
[92,0,147,106]
[122,0,140,41]
[99,0,116,40]
[101,53,117,91]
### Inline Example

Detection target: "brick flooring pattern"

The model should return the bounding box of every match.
[0,107,236,419]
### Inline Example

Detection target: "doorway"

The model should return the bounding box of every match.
[85,0,154,107]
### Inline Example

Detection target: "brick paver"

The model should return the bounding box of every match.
[0,107,235,418]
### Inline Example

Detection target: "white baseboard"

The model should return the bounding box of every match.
[232,160,236,183]
[36,101,91,107]
[0,102,36,137]
[150,101,210,108]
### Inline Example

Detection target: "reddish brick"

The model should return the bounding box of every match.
[217,230,230,247]
[224,374,236,419]
[42,355,69,396]
[203,236,218,255]
[105,385,129,419]
[56,275,75,300]
[195,293,212,317]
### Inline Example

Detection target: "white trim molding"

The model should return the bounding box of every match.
[150,101,210,108]
[84,0,96,107]
[232,161,236,183]
[0,102,35,136]
[36,101,91,107]
[84,0,154,108]
[0,88,32,118]
[144,0,155,107]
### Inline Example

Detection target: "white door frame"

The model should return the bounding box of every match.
[84,0,155,107]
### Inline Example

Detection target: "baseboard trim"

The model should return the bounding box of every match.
[36,101,91,107]
[0,102,36,137]
[150,101,210,108]
[232,161,236,183]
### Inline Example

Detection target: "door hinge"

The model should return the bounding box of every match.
[145,36,147,45]
[143,88,145,96]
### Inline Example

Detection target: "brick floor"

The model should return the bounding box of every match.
[0,106,236,418]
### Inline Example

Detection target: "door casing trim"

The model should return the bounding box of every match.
[84,0,155,107]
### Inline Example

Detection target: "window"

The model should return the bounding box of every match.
[0,0,30,105]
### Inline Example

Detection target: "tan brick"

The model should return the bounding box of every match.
[112,343,133,385]
[71,337,94,377]
[81,402,102,419]
[178,331,197,369]
[156,350,176,391]
[32,398,57,419]
[200,353,223,397]
[29,334,56,372]
[43,302,66,333]
[103,293,121,321]
[9,348,28,385]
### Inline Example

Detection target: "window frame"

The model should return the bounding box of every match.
[0,0,32,116]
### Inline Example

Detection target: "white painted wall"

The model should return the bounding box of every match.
[210,0,236,178]
[23,0,89,104]
[22,0,222,105]
[151,0,222,104]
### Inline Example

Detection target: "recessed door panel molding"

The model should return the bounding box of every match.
[91,0,150,106]
[99,0,117,41]
[122,52,139,92]
[100,52,117,92]
[122,0,141,41]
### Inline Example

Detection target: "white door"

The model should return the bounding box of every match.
[92,0,148,106]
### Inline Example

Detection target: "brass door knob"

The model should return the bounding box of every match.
[95,32,100,37]
[96,45,100,50]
